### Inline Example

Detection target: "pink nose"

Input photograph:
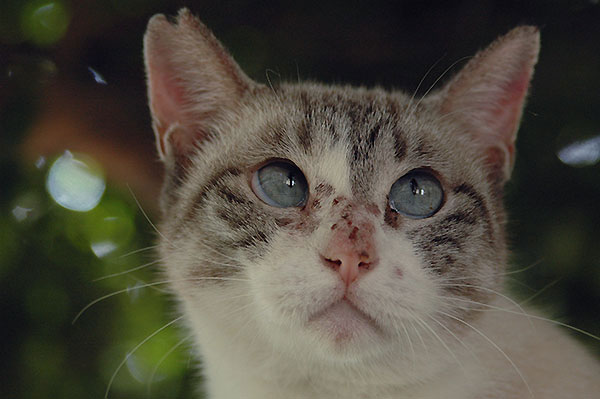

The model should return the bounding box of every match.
[321,219,377,286]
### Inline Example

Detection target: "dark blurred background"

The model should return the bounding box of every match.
[1,1,599,398]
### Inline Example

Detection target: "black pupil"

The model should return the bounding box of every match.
[286,174,295,188]
[410,178,421,195]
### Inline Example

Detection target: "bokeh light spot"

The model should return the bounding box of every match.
[35,155,46,169]
[12,206,33,222]
[21,1,70,46]
[46,151,105,212]
[11,192,44,223]
[557,135,600,167]
[91,240,118,258]
[88,66,107,85]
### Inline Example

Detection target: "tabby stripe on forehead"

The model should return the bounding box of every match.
[351,126,379,163]
[297,119,312,152]
[347,100,374,126]
[392,129,407,161]
[299,91,314,115]
[368,122,381,147]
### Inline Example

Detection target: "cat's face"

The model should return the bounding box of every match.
[144,9,538,364]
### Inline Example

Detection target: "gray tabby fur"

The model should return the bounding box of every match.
[144,9,600,399]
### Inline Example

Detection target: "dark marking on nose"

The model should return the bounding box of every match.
[365,203,380,216]
[348,226,359,240]
[341,204,352,219]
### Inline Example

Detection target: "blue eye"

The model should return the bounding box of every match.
[389,170,443,218]
[252,161,308,208]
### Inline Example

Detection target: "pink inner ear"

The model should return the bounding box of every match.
[148,56,203,159]
[493,69,532,147]
[484,145,510,184]
[149,58,186,135]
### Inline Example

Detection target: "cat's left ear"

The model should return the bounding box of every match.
[440,26,540,183]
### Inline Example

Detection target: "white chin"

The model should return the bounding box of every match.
[308,299,382,347]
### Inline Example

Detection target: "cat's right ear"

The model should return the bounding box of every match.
[439,26,540,184]
[144,9,253,166]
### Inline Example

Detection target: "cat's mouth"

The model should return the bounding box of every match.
[307,297,381,343]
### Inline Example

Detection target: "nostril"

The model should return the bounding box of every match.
[322,257,342,269]
[358,252,372,269]
[358,261,371,270]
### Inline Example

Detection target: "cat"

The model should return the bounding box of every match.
[143,8,600,399]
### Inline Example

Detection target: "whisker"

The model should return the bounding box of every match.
[127,185,178,250]
[519,277,563,306]
[428,314,478,362]
[438,294,526,315]
[129,276,171,295]
[438,283,533,327]
[211,292,254,306]
[411,314,465,372]
[441,296,600,342]
[503,259,545,276]
[295,61,301,83]
[190,251,244,270]
[399,320,416,367]
[504,276,537,293]
[440,259,545,283]
[105,315,184,399]
[147,334,192,395]
[405,312,428,355]
[403,53,447,123]
[118,245,158,259]
[72,276,250,324]
[265,68,280,94]
[436,309,532,397]
[405,55,472,123]
[93,259,162,281]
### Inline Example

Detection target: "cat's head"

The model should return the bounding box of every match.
[144,9,539,364]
